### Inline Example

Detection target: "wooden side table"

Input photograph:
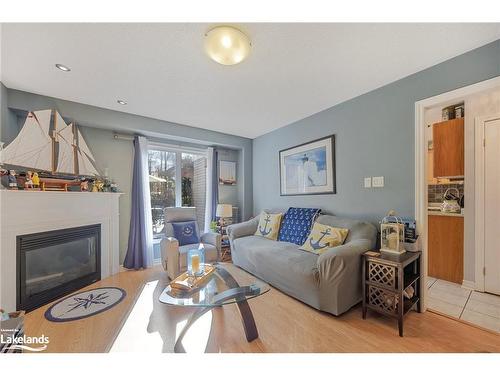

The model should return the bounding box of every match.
[362,251,422,337]
[221,244,231,262]
[216,223,231,262]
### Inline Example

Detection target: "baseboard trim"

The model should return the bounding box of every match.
[462,280,475,290]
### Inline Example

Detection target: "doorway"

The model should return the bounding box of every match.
[415,77,500,333]
[475,114,500,296]
[147,144,208,263]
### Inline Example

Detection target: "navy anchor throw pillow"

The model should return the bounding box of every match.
[171,221,200,246]
[278,207,321,245]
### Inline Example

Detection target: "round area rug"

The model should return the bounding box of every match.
[45,287,126,322]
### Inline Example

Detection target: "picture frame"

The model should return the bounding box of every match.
[279,135,336,196]
[219,160,237,185]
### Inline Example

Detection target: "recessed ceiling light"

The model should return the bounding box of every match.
[204,26,251,66]
[55,63,71,72]
[117,100,127,105]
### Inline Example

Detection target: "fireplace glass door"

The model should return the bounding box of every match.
[17,224,101,311]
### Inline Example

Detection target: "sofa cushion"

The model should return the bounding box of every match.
[315,215,374,243]
[277,207,321,245]
[171,221,200,246]
[233,236,318,277]
[300,222,349,254]
[254,212,283,240]
[232,236,320,306]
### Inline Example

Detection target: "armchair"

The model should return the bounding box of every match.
[160,207,221,279]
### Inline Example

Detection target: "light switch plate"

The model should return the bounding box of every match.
[364,177,372,188]
[372,176,384,187]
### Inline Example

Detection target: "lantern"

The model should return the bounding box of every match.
[380,211,406,255]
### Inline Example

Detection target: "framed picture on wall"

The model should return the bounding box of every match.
[279,135,336,196]
[219,160,237,185]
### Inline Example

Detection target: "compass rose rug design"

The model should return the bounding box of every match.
[44,287,126,322]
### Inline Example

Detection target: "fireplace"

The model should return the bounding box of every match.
[17,224,101,312]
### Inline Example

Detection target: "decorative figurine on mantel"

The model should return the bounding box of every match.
[91,179,104,192]
[32,172,40,189]
[24,171,34,189]
[110,180,118,193]
[8,170,18,190]
[80,179,89,192]
[103,177,111,192]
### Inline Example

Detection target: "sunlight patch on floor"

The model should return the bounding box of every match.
[110,280,163,352]
[176,310,213,353]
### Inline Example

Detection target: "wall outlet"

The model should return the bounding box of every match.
[364,177,372,188]
[372,176,384,188]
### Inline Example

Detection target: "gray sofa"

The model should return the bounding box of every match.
[227,212,377,316]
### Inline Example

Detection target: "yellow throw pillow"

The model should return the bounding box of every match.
[299,222,349,254]
[254,212,283,241]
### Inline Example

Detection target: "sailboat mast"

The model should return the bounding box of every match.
[72,123,79,175]
[51,109,57,174]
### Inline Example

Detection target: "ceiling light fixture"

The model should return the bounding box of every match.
[117,100,127,105]
[204,26,251,66]
[55,63,71,72]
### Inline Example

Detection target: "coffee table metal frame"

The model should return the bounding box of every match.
[159,264,268,353]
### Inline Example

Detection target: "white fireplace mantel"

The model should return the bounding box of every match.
[0,190,121,311]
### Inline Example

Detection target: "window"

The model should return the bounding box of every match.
[181,153,207,229]
[148,146,207,261]
[148,149,177,236]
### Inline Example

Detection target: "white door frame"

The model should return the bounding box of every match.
[414,76,500,311]
[474,113,500,292]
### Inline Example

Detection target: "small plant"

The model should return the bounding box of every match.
[210,221,218,232]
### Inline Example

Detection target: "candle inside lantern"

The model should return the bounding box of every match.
[387,232,398,250]
[191,254,200,274]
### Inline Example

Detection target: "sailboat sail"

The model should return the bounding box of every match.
[56,123,75,174]
[76,129,100,176]
[77,150,100,176]
[34,109,52,134]
[1,110,53,171]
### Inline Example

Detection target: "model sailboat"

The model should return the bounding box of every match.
[1,109,100,177]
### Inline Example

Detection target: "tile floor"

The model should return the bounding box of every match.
[427,277,500,333]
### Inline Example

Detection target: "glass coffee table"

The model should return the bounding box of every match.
[159,263,270,353]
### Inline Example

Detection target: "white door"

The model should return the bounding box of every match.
[484,117,500,295]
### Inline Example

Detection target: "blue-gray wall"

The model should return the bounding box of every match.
[0,82,18,145]
[0,83,5,142]
[253,40,500,223]
[2,88,253,262]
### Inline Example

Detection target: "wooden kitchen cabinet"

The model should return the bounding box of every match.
[428,149,451,185]
[433,118,464,178]
[427,149,436,184]
[428,214,464,284]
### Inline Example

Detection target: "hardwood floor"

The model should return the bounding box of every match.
[24,264,500,353]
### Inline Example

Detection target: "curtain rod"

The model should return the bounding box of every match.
[113,133,135,141]
[113,133,209,154]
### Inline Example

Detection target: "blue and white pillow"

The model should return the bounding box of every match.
[278,207,321,245]
[171,221,200,246]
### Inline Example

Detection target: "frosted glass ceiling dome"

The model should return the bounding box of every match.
[204,26,251,66]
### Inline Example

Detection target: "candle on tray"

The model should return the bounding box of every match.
[191,254,200,274]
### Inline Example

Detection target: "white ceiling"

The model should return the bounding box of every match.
[1,23,499,139]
